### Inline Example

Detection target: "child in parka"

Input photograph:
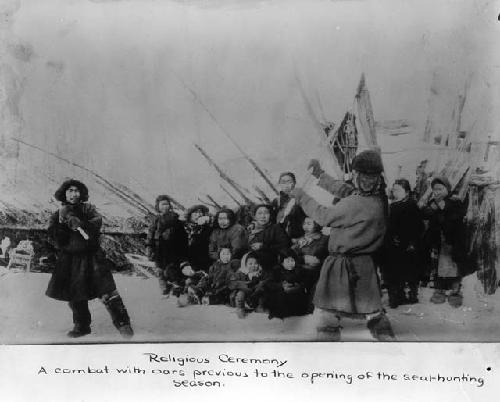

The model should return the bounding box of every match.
[292,216,329,310]
[228,252,265,318]
[266,249,308,320]
[382,178,425,308]
[195,245,239,305]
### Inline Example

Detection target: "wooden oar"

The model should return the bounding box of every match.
[76,227,89,241]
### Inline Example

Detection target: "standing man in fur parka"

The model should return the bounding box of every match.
[46,179,133,338]
[291,150,395,341]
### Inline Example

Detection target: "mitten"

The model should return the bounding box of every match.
[67,216,82,230]
[58,206,73,223]
[307,159,324,179]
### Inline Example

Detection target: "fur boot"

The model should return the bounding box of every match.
[102,292,134,339]
[367,315,395,341]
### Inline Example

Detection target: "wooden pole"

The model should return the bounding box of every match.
[206,195,222,210]
[171,71,279,196]
[355,73,378,148]
[220,185,243,207]
[253,185,272,204]
[11,138,153,215]
[194,143,254,205]
[197,198,217,209]
[294,69,343,178]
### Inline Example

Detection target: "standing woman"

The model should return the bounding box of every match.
[291,150,394,341]
[183,204,212,272]
[382,179,424,308]
[209,208,248,261]
[271,172,306,240]
[419,177,472,307]
[248,204,290,269]
[46,179,133,338]
[146,195,188,296]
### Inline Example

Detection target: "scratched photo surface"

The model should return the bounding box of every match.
[0,0,498,344]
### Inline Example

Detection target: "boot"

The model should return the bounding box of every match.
[68,300,91,338]
[254,300,267,313]
[387,289,400,309]
[317,325,341,342]
[407,285,419,304]
[367,315,395,341]
[187,292,201,305]
[388,286,408,308]
[430,289,446,304]
[448,292,463,308]
[397,292,410,305]
[159,278,172,297]
[177,294,189,308]
[171,284,183,298]
[102,292,134,339]
[118,324,134,338]
[448,279,463,308]
[235,292,247,319]
[236,308,247,319]
[67,325,91,338]
[229,292,237,308]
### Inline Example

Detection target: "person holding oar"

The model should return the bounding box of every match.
[272,172,306,241]
[46,179,134,339]
[289,150,395,341]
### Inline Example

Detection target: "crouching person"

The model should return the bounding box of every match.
[46,179,133,339]
[195,245,239,305]
[228,252,265,318]
[146,195,188,297]
[176,263,209,307]
[291,150,395,341]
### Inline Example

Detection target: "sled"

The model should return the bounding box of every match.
[7,241,34,272]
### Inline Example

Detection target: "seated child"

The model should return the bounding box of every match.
[194,245,239,305]
[228,252,265,318]
[292,216,328,308]
[266,249,308,320]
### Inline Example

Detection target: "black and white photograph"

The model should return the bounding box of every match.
[0,0,498,348]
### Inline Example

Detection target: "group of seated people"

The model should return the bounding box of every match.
[146,188,329,319]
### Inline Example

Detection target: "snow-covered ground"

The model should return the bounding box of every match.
[1,269,499,344]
